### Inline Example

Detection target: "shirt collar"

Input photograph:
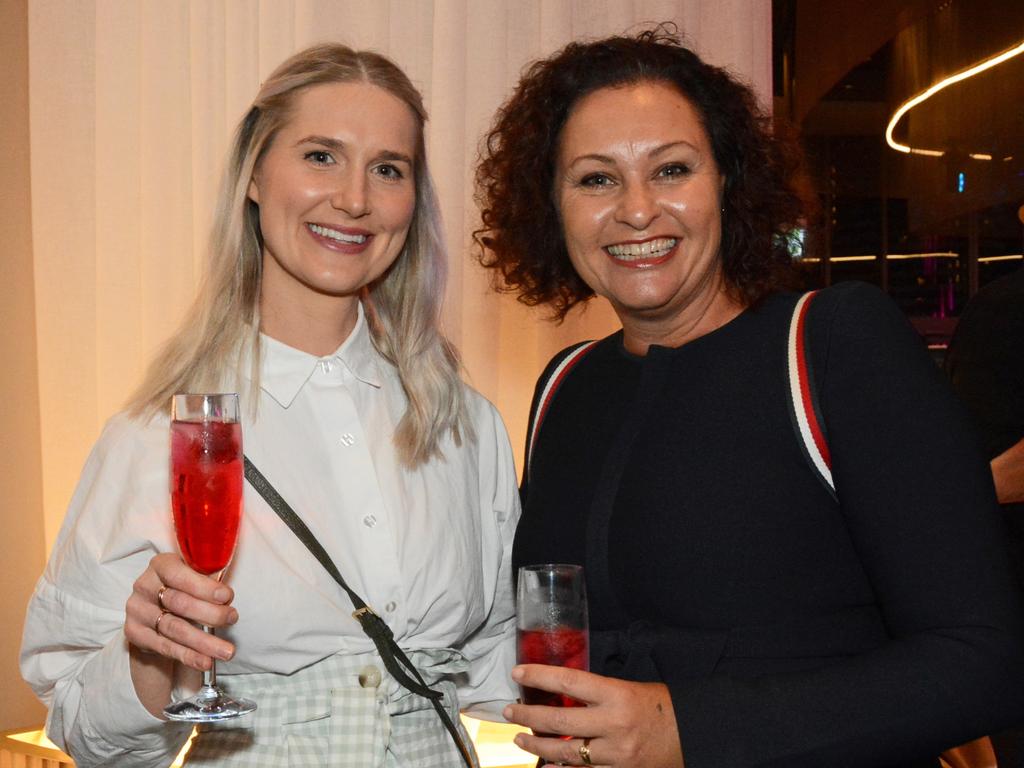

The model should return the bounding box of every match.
[255,303,383,408]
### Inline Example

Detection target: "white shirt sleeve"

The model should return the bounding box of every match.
[20,414,192,767]
[456,399,522,720]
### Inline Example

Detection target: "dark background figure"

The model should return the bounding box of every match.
[945,263,1024,768]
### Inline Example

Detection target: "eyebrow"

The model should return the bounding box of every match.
[566,140,700,168]
[295,135,413,166]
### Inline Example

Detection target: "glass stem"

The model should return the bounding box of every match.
[203,569,226,692]
[203,626,217,692]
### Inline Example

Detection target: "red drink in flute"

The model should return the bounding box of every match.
[163,393,255,722]
[170,419,243,575]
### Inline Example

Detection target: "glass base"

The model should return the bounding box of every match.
[164,685,256,722]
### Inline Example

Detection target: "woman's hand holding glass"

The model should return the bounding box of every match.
[124,552,239,672]
[121,393,254,720]
[509,564,683,767]
[504,669,683,768]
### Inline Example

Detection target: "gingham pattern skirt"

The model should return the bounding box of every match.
[183,648,480,767]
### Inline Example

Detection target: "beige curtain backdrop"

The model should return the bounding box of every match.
[26,0,771,549]
[1,0,771,733]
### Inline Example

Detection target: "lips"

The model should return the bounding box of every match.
[306,222,374,253]
[604,237,678,266]
[307,222,369,244]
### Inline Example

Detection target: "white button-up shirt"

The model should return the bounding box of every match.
[21,307,521,766]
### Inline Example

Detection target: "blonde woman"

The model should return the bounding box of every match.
[21,44,518,768]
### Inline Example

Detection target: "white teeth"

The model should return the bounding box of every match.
[308,223,368,244]
[606,238,677,260]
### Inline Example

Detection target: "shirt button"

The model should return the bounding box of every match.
[319,360,333,374]
[362,514,377,528]
[358,665,382,688]
[384,601,397,613]
[340,433,356,446]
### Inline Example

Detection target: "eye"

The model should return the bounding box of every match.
[579,172,615,188]
[374,163,406,181]
[657,163,692,179]
[304,150,335,166]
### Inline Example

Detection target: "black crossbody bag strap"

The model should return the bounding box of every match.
[243,457,474,768]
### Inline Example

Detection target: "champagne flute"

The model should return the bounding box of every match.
[516,564,589,737]
[163,393,256,721]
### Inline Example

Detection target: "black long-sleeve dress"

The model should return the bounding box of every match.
[514,281,1024,768]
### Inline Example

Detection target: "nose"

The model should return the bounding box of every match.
[615,181,659,230]
[330,171,370,218]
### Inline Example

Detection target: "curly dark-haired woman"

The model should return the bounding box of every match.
[476,28,1024,768]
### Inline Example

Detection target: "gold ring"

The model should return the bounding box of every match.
[578,738,593,766]
[157,585,169,609]
[154,610,170,635]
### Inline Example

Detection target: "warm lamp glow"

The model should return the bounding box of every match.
[885,39,1024,156]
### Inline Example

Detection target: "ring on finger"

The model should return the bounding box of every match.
[154,610,170,635]
[156,584,170,609]
[578,738,593,766]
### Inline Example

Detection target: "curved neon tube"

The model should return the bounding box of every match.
[885,39,1024,156]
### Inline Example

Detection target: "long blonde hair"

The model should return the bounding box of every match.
[128,43,469,465]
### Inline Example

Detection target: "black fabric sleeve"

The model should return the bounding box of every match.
[669,282,1024,768]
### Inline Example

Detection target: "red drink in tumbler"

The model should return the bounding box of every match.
[516,564,589,739]
[170,419,243,575]
[517,626,589,709]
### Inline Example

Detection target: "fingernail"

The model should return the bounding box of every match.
[218,646,234,661]
[511,666,524,681]
[227,609,239,624]
[503,705,513,721]
[214,587,230,602]
[513,734,524,747]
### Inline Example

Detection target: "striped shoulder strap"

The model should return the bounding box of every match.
[525,340,599,479]
[787,290,837,499]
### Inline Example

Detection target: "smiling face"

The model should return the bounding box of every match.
[248,80,418,345]
[555,80,739,350]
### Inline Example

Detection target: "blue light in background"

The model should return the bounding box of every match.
[957,172,965,193]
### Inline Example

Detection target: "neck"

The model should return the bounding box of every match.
[620,281,745,355]
[259,287,360,358]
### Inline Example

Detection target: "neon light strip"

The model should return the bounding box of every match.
[886,251,958,260]
[801,254,1022,264]
[799,256,874,263]
[979,254,1023,263]
[799,252,959,263]
[886,39,1024,156]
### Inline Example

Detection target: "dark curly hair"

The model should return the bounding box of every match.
[474,25,810,319]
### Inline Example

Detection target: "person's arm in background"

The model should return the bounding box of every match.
[993,437,1024,505]
[944,271,1024,506]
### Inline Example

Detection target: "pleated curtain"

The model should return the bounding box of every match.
[27,0,771,548]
